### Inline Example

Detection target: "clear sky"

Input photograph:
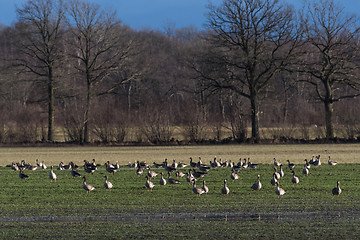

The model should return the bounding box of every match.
[1,0,360,31]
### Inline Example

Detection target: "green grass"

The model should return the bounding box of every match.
[0,145,360,238]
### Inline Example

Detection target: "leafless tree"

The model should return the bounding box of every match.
[299,0,360,139]
[201,0,301,142]
[15,0,65,142]
[66,0,138,143]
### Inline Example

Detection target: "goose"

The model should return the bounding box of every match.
[189,157,197,168]
[221,160,229,168]
[328,156,337,166]
[18,160,27,170]
[192,179,205,197]
[62,162,72,170]
[230,170,239,181]
[145,176,155,191]
[242,158,248,169]
[304,159,311,169]
[91,159,99,168]
[332,181,342,197]
[232,164,241,172]
[84,160,97,173]
[176,171,185,178]
[302,167,309,176]
[248,158,258,169]
[168,172,181,184]
[210,159,217,168]
[198,163,211,172]
[159,172,167,186]
[136,165,143,176]
[251,175,262,191]
[20,160,35,171]
[275,182,286,197]
[84,165,96,174]
[236,158,243,167]
[19,170,29,179]
[104,175,113,191]
[228,160,234,168]
[147,167,158,179]
[82,176,95,193]
[309,155,315,164]
[202,180,209,194]
[49,166,56,182]
[114,161,120,170]
[192,169,207,179]
[105,162,117,175]
[291,171,299,184]
[11,162,19,171]
[197,157,203,167]
[221,179,230,195]
[212,156,221,168]
[287,160,295,170]
[162,159,176,172]
[71,163,81,177]
[273,158,281,167]
[153,162,163,168]
[186,170,195,184]
[41,161,47,170]
[309,155,316,165]
[270,172,278,186]
[178,162,187,168]
[312,155,321,166]
[171,159,178,169]
[273,168,281,180]
[128,161,138,168]
[26,165,37,171]
[57,162,65,171]
[138,161,148,169]
[278,165,284,178]
[36,159,43,168]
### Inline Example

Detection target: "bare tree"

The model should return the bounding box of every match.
[15,0,65,142]
[299,0,360,139]
[66,0,137,143]
[201,0,301,142]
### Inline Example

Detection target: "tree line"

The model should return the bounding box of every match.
[0,0,359,144]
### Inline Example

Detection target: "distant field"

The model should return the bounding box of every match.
[1,144,360,239]
[0,143,359,167]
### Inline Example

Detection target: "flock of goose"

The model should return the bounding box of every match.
[11,159,119,193]
[9,154,341,197]
[130,154,341,198]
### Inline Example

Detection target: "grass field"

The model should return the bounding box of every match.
[0,144,360,239]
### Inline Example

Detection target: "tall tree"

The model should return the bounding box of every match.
[66,0,136,143]
[15,0,65,142]
[299,0,360,139]
[202,0,300,142]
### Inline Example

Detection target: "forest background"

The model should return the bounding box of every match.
[0,0,359,145]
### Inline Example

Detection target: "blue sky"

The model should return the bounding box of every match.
[1,0,360,31]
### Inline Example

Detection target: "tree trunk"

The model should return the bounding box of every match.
[84,81,92,143]
[47,66,54,142]
[250,91,260,143]
[324,101,334,139]
[128,82,132,122]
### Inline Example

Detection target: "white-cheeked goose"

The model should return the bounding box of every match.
[251,174,262,191]
[49,166,56,181]
[82,176,95,193]
[275,182,286,197]
[104,175,113,191]
[221,179,230,195]
[332,181,342,197]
